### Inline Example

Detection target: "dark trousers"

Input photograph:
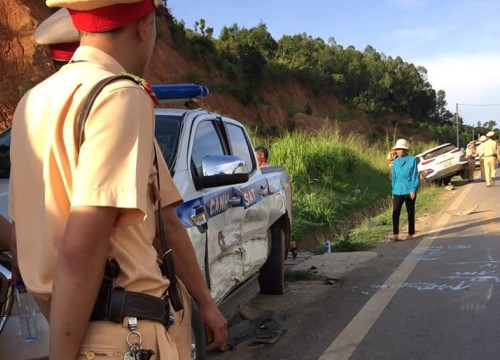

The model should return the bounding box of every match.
[392,194,416,235]
[467,158,475,180]
[480,158,485,181]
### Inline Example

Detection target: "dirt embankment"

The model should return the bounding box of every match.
[0,1,380,135]
[1,1,53,128]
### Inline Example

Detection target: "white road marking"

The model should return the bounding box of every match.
[319,186,473,360]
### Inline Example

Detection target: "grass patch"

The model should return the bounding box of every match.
[330,184,448,252]
[250,125,451,252]
[269,127,392,241]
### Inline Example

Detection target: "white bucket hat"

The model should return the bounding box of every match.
[392,139,410,150]
[486,130,495,137]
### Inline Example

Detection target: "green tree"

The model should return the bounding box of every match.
[485,120,497,130]
[220,22,277,59]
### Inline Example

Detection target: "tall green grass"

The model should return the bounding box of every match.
[268,126,391,240]
[250,126,441,250]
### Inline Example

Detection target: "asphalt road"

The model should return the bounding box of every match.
[208,174,500,360]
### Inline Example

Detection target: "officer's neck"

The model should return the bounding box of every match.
[80,31,147,77]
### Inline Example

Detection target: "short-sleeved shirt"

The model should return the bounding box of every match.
[481,139,497,157]
[477,144,484,157]
[9,46,182,302]
[465,146,476,158]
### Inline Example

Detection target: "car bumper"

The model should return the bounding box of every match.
[421,162,468,182]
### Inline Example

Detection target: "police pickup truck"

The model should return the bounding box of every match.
[0,84,292,359]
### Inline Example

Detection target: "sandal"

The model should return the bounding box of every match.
[389,235,400,241]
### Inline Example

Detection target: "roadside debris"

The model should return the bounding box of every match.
[446,204,479,216]
[224,309,287,351]
[324,278,340,285]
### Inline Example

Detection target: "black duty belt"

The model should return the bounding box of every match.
[90,286,170,328]
[90,260,170,328]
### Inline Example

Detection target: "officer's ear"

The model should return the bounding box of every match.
[135,11,155,42]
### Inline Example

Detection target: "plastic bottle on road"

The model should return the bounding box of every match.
[325,240,331,253]
[15,280,38,341]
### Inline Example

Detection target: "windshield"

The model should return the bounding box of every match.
[422,144,456,160]
[0,115,182,180]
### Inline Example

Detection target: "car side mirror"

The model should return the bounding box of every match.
[193,155,249,190]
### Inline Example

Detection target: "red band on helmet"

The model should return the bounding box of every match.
[48,42,80,61]
[68,0,155,32]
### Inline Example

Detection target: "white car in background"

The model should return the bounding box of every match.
[415,143,470,184]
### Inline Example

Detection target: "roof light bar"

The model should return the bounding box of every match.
[151,83,209,104]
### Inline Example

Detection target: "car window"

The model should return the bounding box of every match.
[225,123,255,173]
[155,115,182,170]
[0,128,11,179]
[423,145,456,160]
[0,115,182,180]
[191,120,225,177]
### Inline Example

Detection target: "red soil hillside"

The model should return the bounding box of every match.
[1,1,414,141]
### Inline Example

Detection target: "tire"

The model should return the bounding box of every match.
[439,176,452,186]
[258,224,286,295]
[459,166,470,179]
[190,300,207,360]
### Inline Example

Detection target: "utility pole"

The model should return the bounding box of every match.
[455,103,459,147]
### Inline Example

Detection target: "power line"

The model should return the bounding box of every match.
[455,102,499,144]
[457,103,500,107]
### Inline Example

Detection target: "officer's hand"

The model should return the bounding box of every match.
[199,301,228,351]
[410,192,416,200]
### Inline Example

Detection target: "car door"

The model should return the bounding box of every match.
[187,118,247,303]
[224,122,270,279]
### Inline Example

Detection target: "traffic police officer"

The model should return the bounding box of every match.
[33,7,79,68]
[465,140,476,181]
[32,7,220,359]
[482,131,498,187]
[10,1,227,359]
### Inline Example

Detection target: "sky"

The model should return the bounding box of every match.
[166,0,500,128]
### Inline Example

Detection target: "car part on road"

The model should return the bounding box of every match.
[224,309,287,351]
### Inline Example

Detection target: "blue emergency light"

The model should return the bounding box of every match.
[151,83,209,103]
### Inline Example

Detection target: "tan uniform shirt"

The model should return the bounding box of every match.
[477,143,485,157]
[9,46,182,302]
[465,146,476,158]
[481,139,498,157]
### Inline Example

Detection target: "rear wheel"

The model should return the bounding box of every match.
[460,167,470,180]
[258,224,286,295]
[439,176,452,186]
